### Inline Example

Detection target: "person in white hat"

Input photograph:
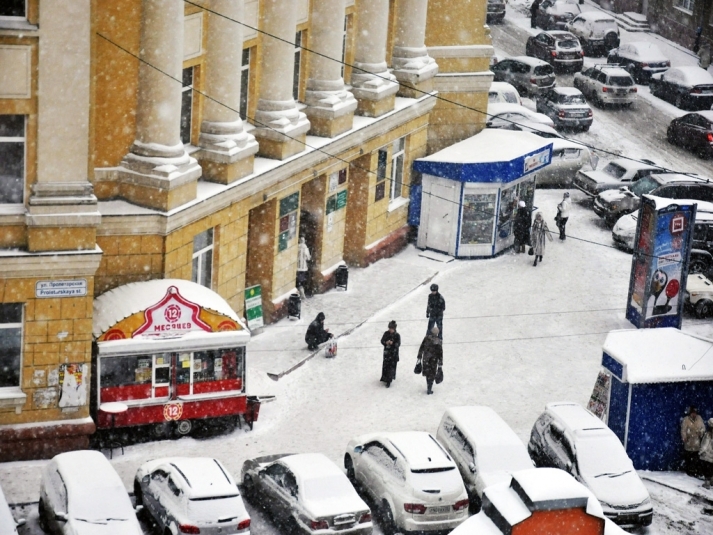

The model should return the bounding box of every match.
[556,192,571,240]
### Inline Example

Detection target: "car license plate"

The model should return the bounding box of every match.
[616,89,627,95]
[569,113,587,118]
[428,506,451,515]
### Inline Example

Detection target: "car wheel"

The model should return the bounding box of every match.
[174,419,192,437]
[469,492,483,514]
[666,127,677,145]
[581,126,590,132]
[38,499,49,533]
[152,422,171,439]
[696,300,713,319]
[344,454,356,483]
[690,258,710,274]
[242,474,255,501]
[379,501,397,535]
[134,480,144,506]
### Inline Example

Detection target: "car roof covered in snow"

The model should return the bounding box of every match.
[603,328,713,383]
[688,110,713,123]
[510,55,551,67]
[544,402,608,436]
[157,457,237,499]
[53,450,125,493]
[619,42,667,62]
[664,66,713,86]
[576,11,616,22]
[279,453,343,480]
[552,87,584,96]
[384,431,455,470]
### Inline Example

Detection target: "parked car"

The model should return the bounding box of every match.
[528,402,653,527]
[39,450,143,535]
[491,56,556,97]
[0,484,24,535]
[685,272,713,317]
[242,453,372,535]
[667,111,713,159]
[574,158,659,198]
[436,406,534,512]
[607,42,670,84]
[535,0,582,30]
[536,87,593,131]
[526,31,584,72]
[574,65,637,107]
[344,431,469,534]
[650,66,713,111]
[486,102,555,128]
[486,0,506,24]
[566,12,619,56]
[135,457,250,535]
[488,81,523,106]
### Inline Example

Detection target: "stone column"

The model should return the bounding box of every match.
[198,0,258,184]
[351,0,399,117]
[304,0,357,138]
[118,0,201,211]
[391,0,438,98]
[254,0,310,160]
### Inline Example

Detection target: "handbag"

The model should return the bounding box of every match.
[324,339,338,358]
[435,366,444,384]
[414,359,422,375]
[528,247,534,256]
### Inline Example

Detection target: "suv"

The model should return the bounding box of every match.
[535,0,582,30]
[536,87,592,131]
[574,65,637,107]
[528,402,653,527]
[607,42,670,84]
[566,12,620,56]
[487,0,506,24]
[491,56,556,97]
[575,158,659,199]
[526,31,584,72]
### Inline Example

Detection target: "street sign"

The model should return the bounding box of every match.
[245,285,264,329]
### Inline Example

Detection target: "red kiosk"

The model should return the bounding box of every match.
[92,279,253,437]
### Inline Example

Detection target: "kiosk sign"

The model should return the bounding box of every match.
[134,286,212,337]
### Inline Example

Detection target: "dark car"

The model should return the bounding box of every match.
[491,56,556,97]
[607,42,670,84]
[487,0,506,23]
[535,0,581,30]
[650,66,713,110]
[667,111,713,158]
[526,31,584,72]
[536,87,593,131]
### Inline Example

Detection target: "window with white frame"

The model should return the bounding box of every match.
[180,67,194,145]
[240,48,251,121]
[0,115,25,205]
[293,31,304,101]
[0,0,25,19]
[0,304,22,389]
[675,0,694,11]
[389,138,406,201]
[192,229,214,289]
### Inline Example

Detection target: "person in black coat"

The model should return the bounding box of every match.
[426,284,445,339]
[530,0,541,28]
[513,200,531,254]
[380,320,400,388]
[305,312,332,350]
[418,326,443,395]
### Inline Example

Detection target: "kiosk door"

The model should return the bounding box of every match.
[152,354,171,399]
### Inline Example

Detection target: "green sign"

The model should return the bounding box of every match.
[244,285,263,329]
[336,189,348,210]
[326,195,337,215]
[278,230,289,252]
[280,192,300,217]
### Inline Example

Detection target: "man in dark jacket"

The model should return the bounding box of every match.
[418,326,443,395]
[530,0,541,28]
[380,320,400,388]
[513,201,531,253]
[426,284,445,339]
[305,312,332,350]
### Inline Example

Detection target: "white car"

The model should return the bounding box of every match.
[345,432,469,533]
[574,157,659,198]
[488,81,523,106]
[612,211,638,250]
[685,273,713,318]
[565,12,620,55]
[487,102,555,128]
[39,450,143,535]
[242,453,372,535]
[135,457,251,535]
[574,65,637,107]
[0,484,24,535]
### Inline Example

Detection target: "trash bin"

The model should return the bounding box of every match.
[335,265,349,290]
[244,396,261,430]
[287,293,301,319]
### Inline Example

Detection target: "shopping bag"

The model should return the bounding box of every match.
[324,339,338,358]
[435,366,444,384]
[414,359,422,375]
[528,247,534,256]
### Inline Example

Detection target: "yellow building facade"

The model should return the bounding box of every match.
[0,0,492,460]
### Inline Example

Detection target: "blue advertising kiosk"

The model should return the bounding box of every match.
[413,129,552,258]
[601,328,713,471]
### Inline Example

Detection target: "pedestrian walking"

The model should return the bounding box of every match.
[513,200,531,253]
[699,43,711,70]
[700,418,713,488]
[693,27,703,54]
[296,237,311,299]
[305,312,333,350]
[417,326,443,395]
[426,283,445,339]
[681,405,706,477]
[380,320,400,388]
[530,0,541,28]
[555,192,571,241]
[530,212,553,266]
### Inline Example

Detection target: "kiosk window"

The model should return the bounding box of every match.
[192,349,239,383]
[460,193,497,245]
[101,356,153,387]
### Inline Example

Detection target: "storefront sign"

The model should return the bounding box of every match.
[523,148,551,174]
[35,279,87,298]
[134,286,212,337]
[163,402,183,421]
[245,285,264,329]
[336,189,348,210]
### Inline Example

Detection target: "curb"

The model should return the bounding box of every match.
[641,474,713,505]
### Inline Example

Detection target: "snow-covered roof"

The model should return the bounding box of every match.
[602,328,713,383]
[164,458,237,499]
[54,450,124,492]
[553,87,584,96]
[643,194,702,210]
[665,66,713,86]
[510,468,596,510]
[511,55,550,67]
[386,431,454,470]
[550,30,577,40]
[622,42,667,62]
[93,279,244,338]
[280,453,343,479]
[544,402,607,434]
[577,11,616,22]
[693,110,713,122]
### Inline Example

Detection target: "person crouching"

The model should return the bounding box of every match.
[305,312,333,350]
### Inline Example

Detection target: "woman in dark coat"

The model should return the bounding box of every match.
[380,320,400,388]
[417,326,443,395]
[513,201,531,254]
[305,312,332,350]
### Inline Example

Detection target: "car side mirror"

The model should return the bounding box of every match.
[142,475,150,485]
[55,512,68,522]
[468,462,476,474]
[15,519,26,528]
[354,445,364,454]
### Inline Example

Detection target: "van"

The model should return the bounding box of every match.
[436,406,534,511]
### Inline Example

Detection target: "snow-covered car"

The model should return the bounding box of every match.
[667,111,713,159]
[0,483,24,535]
[486,102,555,128]
[39,450,143,535]
[491,56,556,97]
[135,457,250,535]
[525,31,584,72]
[565,12,620,55]
[607,42,670,84]
[345,431,469,534]
[574,65,637,107]
[486,0,506,24]
[535,0,581,31]
[488,81,523,106]
[436,406,534,512]
[242,453,372,535]
[528,402,653,527]
[536,87,593,131]
[650,66,713,111]
[611,211,638,250]
[574,158,659,198]
[685,273,713,317]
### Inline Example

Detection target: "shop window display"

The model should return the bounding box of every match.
[460,193,497,245]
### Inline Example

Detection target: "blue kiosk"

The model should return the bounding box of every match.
[412,129,552,258]
[601,328,713,471]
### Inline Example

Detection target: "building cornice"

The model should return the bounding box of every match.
[0,247,103,278]
[427,45,494,59]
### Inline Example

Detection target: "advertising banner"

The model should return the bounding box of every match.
[245,285,264,330]
[626,196,696,329]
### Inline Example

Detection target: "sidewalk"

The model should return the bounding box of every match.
[641,470,713,504]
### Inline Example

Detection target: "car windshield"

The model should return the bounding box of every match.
[410,467,463,493]
[609,76,633,87]
[557,39,579,49]
[576,436,633,477]
[71,485,134,522]
[593,21,616,33]
[534,65,555,76]
[559,94,586,104]
[302,474,355,502]
[630,176,660,196]
[187,495,242,523]
[602,163,627,179]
